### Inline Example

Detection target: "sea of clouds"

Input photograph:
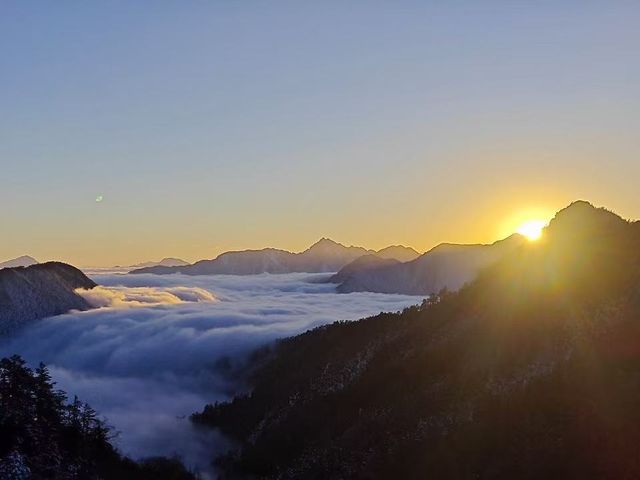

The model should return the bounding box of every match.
[0,272,421,476]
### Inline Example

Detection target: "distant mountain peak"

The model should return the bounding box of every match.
[158,257,189,265]
[375,245,421,262]
[304,238,353,254]
[128,257,190,269]
[495,232,527,245]
[309,237,342,248]
[14,255,37,263]
[0,255,39,269]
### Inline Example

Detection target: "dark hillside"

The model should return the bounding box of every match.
[0,355,195,479]
[193,201,640,479]
[0,262,97,335]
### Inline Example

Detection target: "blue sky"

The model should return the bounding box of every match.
[1,2,639,265]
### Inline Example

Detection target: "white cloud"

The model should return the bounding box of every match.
[76,285,216,308]
[0,272,421,476]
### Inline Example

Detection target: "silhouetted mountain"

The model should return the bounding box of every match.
[131,240,423,276]
[188,248,297,275]
[128,257,190,269]
[131,238,373,275]
[336,234,526,295]
[374,245,421,262]
[193,201,640,479]
[0,262,96,335]
[294,238,371,272]
[0,256,38,270]
[0,355,195,479]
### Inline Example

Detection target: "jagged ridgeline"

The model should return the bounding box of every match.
[130,239,421,276]
[192,201,640,479]
[0,355,196,479]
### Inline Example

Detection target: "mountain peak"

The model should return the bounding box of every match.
[311,237,341,247]
[495,232,527,245]
[304,238,346,253]
[0,255,39,269]
[129,257,189,269]
[547,200,628,238]
[555,200,597,217]
[375,245,421,262]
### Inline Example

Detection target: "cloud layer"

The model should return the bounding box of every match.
[0,272,421,476]
[77,285,217,308]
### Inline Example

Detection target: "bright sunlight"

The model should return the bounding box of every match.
[517,220,547,241]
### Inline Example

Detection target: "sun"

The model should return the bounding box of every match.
[517,220,547,241]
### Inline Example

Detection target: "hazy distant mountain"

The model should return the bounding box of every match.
[293,238,372,272]
[193,201,640,479]
[0,255,38,269]
[375,245,421,262]
[0,262,96,335]
[129,234,520,296]
[335,234,526,295]
[328,254,400,284]
[187,248,298,275]
[131,238,373,275]
[127,257,190,269]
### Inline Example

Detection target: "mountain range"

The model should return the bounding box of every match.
[0,262,96,335]
[330,234,527,295]
[129,233,530,298]
[126,257,190,269]
[192,200,640,479]
[0,255,38,269]
[130,239,420,276]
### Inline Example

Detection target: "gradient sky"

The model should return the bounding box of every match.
[1,2,639,266]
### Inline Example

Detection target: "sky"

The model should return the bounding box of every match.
[1,1,639,266]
